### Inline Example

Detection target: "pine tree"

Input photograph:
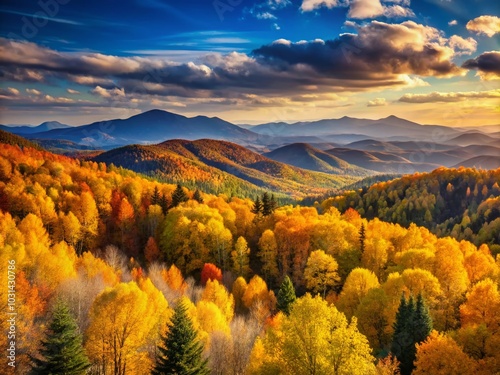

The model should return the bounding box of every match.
[152,301,209,375]
[171,184,188,208]
[151,186,161,206]
[262,192,272,216]
[413,293,432,344]
[193,189,203,204]
[391,294,432,375]
[159,193,169,214]
[30,300,90,375]
[276,276,296,316]
[359,223,366,254]
[269,194,278,213]
[251,196,262,215]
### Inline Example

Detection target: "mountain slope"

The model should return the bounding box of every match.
[28,109,259,147]
[0,121,71,134]
[93,139,357,198]
[263,143,373,176]
[0,129,43,150]
[452,156,500,170]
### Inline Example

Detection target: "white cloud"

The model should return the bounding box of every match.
[301,0,414,18]
[67,89,81,95]
[26,88,42,96]
[448,35,477,55]
[91,86,125,98]
[367,97,388,106]
[300,0,340,12]
[448,20,457,26]
[466,15,500,37]
[399,89,500,103]
[256,12,277,20]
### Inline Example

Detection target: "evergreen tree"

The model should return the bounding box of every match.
[193,189,204,204]
[269,194,278,213]
[413,293,432,343]
[171,184,188,208]
[152,301,209,375]
[276,275,296,316]
[391,294,432,375]
[151,186,161,206]
[359,223,366,254]
[30,300,90,375]
[251,196,262,215]
[159,193,169,214]
[262,192,272,216]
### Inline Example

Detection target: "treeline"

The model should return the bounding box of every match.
[1,143,499,374]
[321,167,500,252]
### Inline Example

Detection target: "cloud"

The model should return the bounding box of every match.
[26,88,42,95]
[462,51,500,80]
[256,12,277,20]
[367,97,388,106]
[67,89,81,94]
[448,20,457,26]
[466,15,500,37]
[91,86,126,98]
[0,87,20,97]
[448,35,477,55]
[348,0,384,19]
[399,89,500,103]
[301,0,414,19]
[301,0,340,12]
[0,22,468,106]
[253,21,466,78]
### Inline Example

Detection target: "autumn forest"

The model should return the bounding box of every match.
[0,138,499,375]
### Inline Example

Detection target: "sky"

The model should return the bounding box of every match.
[0,0,499,127]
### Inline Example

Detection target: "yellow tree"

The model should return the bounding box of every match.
[86,282,154,375]
[337,268,380,319]
[460,278,500,331]
[250,294,376,375]
[413,331,477,375]
[201,279,235,323]
[304,250,340,298]
[231,236,251,278]
[258,229,279,284]
[232,276,248,315]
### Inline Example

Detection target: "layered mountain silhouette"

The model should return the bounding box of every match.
[1,109,498,177]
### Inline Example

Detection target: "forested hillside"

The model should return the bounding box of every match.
[322,168,500,251]
[93,139,356,199]
[1,143,499,374]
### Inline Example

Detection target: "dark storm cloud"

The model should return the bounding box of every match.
[462,51,500,78]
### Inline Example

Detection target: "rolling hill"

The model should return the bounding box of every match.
[93,139,357,198]
[263,143,372,176]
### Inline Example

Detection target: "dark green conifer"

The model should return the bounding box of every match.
[251,196,262,215]
[151,186,161,206]
[391,294,432,375]
[359,223,366,254]
[152,301,209,375]
[276,276,296,316]
[193,189,204,203]
[30,300,90,375]
[171,184,188,208]
[262,192,272,216]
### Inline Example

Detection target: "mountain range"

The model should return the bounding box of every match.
[1,109,498,183]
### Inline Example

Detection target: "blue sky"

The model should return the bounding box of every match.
[0,0,499,126]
